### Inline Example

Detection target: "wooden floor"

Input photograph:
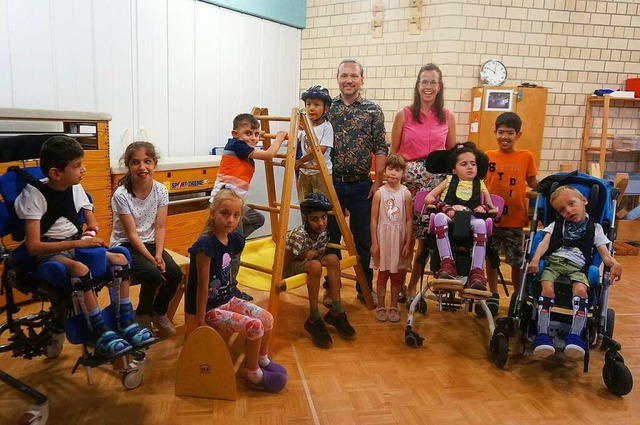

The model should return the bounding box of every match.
[2,257,640,425]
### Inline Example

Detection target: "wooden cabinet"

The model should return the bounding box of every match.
[0,108,113,237]
[468,86,548,164]
[0,108,112,306]
[579,95,640,176]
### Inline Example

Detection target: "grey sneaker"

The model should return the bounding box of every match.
[322,290,332,309]
[152,314,177,337]
[356,290,378,307]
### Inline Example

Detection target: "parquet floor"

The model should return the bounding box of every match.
[2,257,640,424]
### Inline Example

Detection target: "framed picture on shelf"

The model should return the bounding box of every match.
[485,89,513,111]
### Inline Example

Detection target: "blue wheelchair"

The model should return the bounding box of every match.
[491,171,633,396]
[0,154,154,424]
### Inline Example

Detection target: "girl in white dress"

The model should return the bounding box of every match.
[370,154,413,322]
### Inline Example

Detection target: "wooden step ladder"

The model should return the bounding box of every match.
[247,107,375,324]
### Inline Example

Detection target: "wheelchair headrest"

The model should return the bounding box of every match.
[0,166,46,240]
[0,134,52,163]
[538,171,612,225]
[424,142,489,178]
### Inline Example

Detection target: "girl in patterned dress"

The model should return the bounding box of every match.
[370,154,413,322]
[184,189,287,393]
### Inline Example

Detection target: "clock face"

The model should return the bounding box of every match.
[480,60,507,86]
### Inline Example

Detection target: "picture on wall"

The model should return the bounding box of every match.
[485,89,513,111]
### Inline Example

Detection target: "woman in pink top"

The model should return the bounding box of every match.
[390,63,457,302]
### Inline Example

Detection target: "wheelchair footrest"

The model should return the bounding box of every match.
[460,288,492,300]
[432,279,464,292]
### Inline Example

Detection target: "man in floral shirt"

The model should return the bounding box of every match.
[326,57,388,305]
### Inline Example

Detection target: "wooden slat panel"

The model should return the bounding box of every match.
[112,167,218,194]
[165,208,209,255]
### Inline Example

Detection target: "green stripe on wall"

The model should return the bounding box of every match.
[199,0,306,29]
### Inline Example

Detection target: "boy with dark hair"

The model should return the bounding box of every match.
[210,113,287,301]
[483,112,538,316]
[528,185,622,358]
[283,193,354,349]
[15,136,153,356]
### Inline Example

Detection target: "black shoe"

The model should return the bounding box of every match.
[324,311,356,340]
[230,285,254,301]
[475,293,499,318]
[304,317,333,349]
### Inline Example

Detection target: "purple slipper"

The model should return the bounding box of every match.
[247,369,288,393]
[262,361,287,376]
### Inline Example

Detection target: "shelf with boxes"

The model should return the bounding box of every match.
[579,95,640,243]
[579,95,640,177]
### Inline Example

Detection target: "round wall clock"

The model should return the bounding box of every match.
[480,59,507,86]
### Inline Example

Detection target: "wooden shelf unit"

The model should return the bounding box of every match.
[579,95,640,175]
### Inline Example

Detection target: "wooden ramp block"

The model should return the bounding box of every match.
[431,279,464,292]
[460,288,492,300]
[175,326,238,401]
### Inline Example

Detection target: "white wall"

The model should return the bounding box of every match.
[0,0,302,237]
[0,0,301,164]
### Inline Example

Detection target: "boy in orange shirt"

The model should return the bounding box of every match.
[483,112,538,316]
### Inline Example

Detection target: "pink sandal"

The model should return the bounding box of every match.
[375,307,388,322]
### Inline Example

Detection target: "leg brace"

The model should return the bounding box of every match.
[537,296,554,335]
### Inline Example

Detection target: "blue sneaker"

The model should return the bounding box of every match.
[564,333,587,359]
[230,285,254,301]
[532,334,555,358]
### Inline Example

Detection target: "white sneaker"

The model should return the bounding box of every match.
[152,314,176,337]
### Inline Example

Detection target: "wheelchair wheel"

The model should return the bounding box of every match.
[603,359,633,397]
[417,297,427,315]
[15,400,48,425]
[508,292,517,318]
[600,308,615,351]
[491,330,509,369]
[404,327,424,348]
[122,368,143,390]
[44,332,65,359]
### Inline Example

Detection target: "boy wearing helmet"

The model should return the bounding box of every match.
[295,86,334,202]
[283,193,355,349]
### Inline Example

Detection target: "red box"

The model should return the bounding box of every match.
[625,78,640,98]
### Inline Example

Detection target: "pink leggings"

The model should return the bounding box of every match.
[433,212,487,270]
[377,270,403,289]
[204,297,273,340]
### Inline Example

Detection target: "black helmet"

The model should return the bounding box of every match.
[300,193,332,214]
[301,85,332,107]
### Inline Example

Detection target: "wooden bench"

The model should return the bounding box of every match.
[165,249,190,322]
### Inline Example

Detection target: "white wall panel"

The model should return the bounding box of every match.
[0,0,301,174]
[0,0,13,107]
[167,0,195,157]
[6,1,55,109]
[93,0,135,163]
[50,0,95,111]
[194,1,220,155]
[135,0,169,157]
[215,7,242,148]
[238,14,263,115]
